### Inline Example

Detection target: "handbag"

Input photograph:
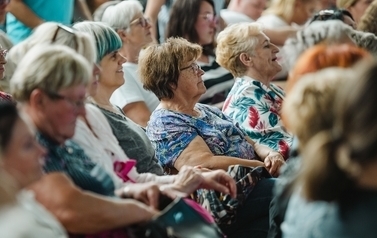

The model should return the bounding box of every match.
[133,197,224,238]
[196,165,272,227]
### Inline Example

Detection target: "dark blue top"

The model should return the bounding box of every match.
[39,133,115,196]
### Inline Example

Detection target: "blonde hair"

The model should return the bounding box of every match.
[263,0,312,22]
[337,0,358,9]
[10,45,91,102]
[216,22,263,77]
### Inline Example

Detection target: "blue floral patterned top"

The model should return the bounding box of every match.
[38,133,115,196]
[222,76,293,159]
[146,103,256,168]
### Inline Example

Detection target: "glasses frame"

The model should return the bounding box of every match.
[180,62,202,74]
[199,13,219,25]
[0,49,7,58]
[44,91,86,110]
[129,16,151,28]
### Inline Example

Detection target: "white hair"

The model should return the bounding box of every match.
[282,20,377,71]
[101,0,143,32]
[10,45,91,102]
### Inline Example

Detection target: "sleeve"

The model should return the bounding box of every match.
[146,111,198,168]
[110,68,144,108]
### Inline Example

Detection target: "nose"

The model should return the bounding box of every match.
[76,103,86,117]
[37,143,47,158]
[271,43,279,53]
[198,68,205,76]
[118,53,127,64]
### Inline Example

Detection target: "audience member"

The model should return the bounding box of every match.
[6,0,74,44]
[167,0,234,105]
[283,60,377,238]
[221,0,267,24]
[0,102,67,237]
[216,22,293,159]
[101,0,159,127]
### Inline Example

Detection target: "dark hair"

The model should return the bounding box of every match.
[309,9,354,24]
[166,0,215,56]
[0,102,19,153]
[301,61,377,202]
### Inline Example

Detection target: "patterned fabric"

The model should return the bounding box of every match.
[222,77,293,159]
[146,103,256,168]
[0,91,14,103]
[38,133,115,197]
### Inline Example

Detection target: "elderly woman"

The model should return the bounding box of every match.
[141,36,283,238]
[100,0,159,127]
[167,0,234,105]
[0,102,67,237]
[10,44,162,235]
[216,22,293,159]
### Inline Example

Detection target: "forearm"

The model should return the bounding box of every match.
[56,191,155,233]
[136,172,175,184]
[177,155,265,171]
[144,0,165,42]
[7,0,44,28]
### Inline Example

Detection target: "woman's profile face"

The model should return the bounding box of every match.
[2,116,46,188]
[194,1,217,46]
[98,50,126,90]
[126,12,153,48]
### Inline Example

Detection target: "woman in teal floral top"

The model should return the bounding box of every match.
[216,22,293,159]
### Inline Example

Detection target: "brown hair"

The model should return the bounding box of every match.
[139,37,202,100]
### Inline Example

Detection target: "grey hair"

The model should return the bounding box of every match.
[101,0,143,32]
[93,1,121,22]
[10,45,91,102]
[282,20,377,71]
[8,22,96,65]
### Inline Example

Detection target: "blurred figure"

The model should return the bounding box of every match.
[283,60,377,238]
[6,0,74,44]
[358,0,377,35]
[0,0,9,32]
[0,102,67,237]
[337,0,373,24]
[268,43,370,238]
[308,8,356,28]
[0,44,11,102]
[221,0,267,24]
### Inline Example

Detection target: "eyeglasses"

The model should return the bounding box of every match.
[45,91,86,110]
[0,49,7,58]
[199,13,219,24]
[51,24,77,50]
[130,16,151,28]
[180,62,202,74]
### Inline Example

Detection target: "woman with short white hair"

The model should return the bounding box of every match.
[100,0,159,127]
[216,22,293,159]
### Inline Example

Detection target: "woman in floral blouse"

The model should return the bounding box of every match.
[216,22,293,159]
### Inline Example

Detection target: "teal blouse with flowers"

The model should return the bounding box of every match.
[38,133,115,196]
[146,103,256,168]
[222,76,293,159]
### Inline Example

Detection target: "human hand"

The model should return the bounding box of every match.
[201,170,237,198]
[121,182,161,209]
[264,152,285,177]
[164,166,204,196]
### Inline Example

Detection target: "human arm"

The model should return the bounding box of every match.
[246,137,285,177]
[263,27,298,46]
[144,0,165,42]
[122,102,151,128]
[29,173,158,234]
[6,0,44,29]
[75,0,93,21]
[174,136,265,171]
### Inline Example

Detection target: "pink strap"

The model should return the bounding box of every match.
[113,160,137,183]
